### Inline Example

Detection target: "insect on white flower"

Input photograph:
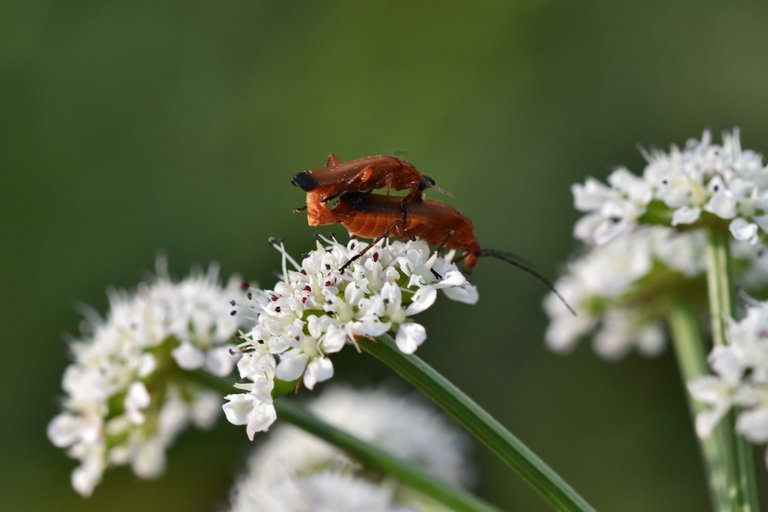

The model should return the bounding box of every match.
[223,237,479,439]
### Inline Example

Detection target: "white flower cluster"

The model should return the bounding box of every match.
[544,226,707,359]
[228,386,473,512]
[689,300,768,468]
[574,129,768,245]
[223,237,478,440]
[48,261,245,496]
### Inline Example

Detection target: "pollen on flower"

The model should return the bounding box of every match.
[48,259,249,496]
[223,236,479,439]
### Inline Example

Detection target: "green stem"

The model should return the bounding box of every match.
[190,371,500,512]
[668,300,731,511]
[706,227,758,512]
[274,400,502,512]
[360,334,596,512]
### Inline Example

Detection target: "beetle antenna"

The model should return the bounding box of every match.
[429,185,454,198]
[478,248,576,316]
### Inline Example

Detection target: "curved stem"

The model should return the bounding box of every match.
[360,334,596,512]
[190,370,500,512]
[275,400,502,512]
[706,227,758,511]
[668,300,731,511]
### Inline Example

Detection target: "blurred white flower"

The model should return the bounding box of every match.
[224,237,478,439]
[544,226,706,359]
[574,129,768,245]
[227,386,473,512]
[690,301,768,459]
[231,471,409,512]
[48,259,246,496]
[549,137,768,359]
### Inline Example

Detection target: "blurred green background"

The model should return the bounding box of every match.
[4,1,768,510]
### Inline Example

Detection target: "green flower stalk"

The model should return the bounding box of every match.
[361,335,596,512]
[704,227,758,511]
[223,237,595,510]
[194,372,501,512]
[548,128,768,511]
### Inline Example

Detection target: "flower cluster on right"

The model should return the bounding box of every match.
[689,301,768,463]
[546,129,768,360]
[573,129,768,246]
[546,129,768,467]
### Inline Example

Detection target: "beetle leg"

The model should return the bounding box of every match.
[320,166,378,201]
[398,193,421,225]
[451,251,473,274]
[435,229,456,252]
[339,231,388,272]
[325,153,340,168]
[346,166,378,191]
[321,192,340,202]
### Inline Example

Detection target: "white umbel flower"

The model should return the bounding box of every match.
[544,226,706,359]
[48,259,247,496]
[574,129,768,245]
[224,237,478,439]
[227,386,473,512]
[549,158,768,360]
[690,300,768,468]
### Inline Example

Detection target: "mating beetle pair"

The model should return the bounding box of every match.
[291,154,575,315]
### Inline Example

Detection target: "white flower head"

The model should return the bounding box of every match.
[224,237,478,438]
[544,226,706,359]
[227,386,473,512]
[548,199,768,360]
[574,129,768,245]
[690,299,768,468]
[48,259,248,496]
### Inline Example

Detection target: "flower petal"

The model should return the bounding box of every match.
[395,323,427,354]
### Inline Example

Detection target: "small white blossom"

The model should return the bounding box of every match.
[574,129,768,245]
[573,168,653,245]
[48,259,247,496]
[544,226,706,358]
[227,386,473,512]
[549,130,768,360]
[224,237,478,438]
[548,192,768,360]
[690,301,768,460]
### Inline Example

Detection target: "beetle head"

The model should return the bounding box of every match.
[291,171,318,191]
[418,175,436,191]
